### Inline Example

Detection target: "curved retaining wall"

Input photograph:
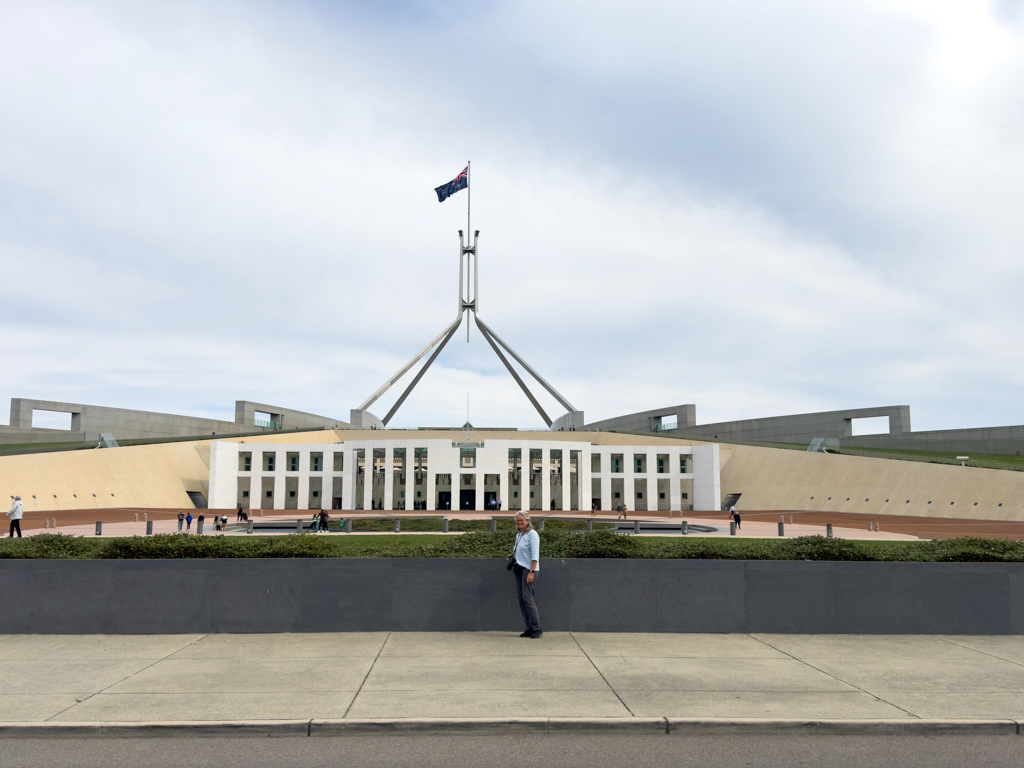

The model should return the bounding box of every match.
[1,559,1021,634]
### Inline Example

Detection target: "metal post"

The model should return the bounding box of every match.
[247,520,254,534]
[295,519,302,533]
[197,519,204,535]
[146,520,153,536]
[729,521,736,536]
[51,518,56,529]
[144,513,148,522]
[490,518,497,533]
[826,523,833,538]
[345,518,353,533]
[442,516,449,533]
[778,522,785,537]
[539,518,545,531]
[586,519,592,532]
[95,521,102,536]
[681,521,688,535]
[134,513,138,522]
[394,519,401,533]
[634,520,640,535]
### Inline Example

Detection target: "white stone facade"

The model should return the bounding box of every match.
[208,438,721,513]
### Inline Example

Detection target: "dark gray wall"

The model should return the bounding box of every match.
[1,559,1021,635]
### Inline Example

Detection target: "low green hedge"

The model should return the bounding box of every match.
[1,531,1023,562]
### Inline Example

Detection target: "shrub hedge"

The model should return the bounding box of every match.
[1,531,1023,562]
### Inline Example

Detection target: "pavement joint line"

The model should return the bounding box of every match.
[929,635,1024,670]
[568,632,635,717]
[42,633,211,723]
[342,632,390,719]
[745,633,923,720]
[0,718,1021,738]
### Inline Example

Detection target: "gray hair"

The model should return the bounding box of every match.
[515,511,533,531]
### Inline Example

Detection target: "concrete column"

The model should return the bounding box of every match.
[207,442,238,510]
[296,448,311,510]
[383,444,394,511]
[363,444,374,512]
[474,470,481,511]
[600,448,612,512]
[273,475,284,510]
[343,447,356,511]
[669,450,682,513]
[499,446,509,513]
[426,450,436,511]
[561,445,571,512]
[692,443,721,512]
[579,446,592,513]
[541,446,551,512]
[624,451,634,515]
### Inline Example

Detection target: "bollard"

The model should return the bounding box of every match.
[586,519,592,532]
[52,518,56,529]
[44,519,48,528]
[826,523,833,538]
[539,518,545,531]
[95,521,102,536]
[868,522,872,531]
[681,521,688,535]
[780,515,784,523]
[490,518,497,533]
[789,516,793,524]
[134,513,138,522]
[778,522,785,537]
[143,513,148,522]
[345,518,353,533]
[634,520,640,535]
[146,521,153,536]
[729,521,736,536]
[197,519,204,535]
[296,519,302,533]
[875,521,880,532]
[442,517,449,533]
[394,519,401,533]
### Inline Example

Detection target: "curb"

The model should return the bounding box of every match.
[0,718,1018,738]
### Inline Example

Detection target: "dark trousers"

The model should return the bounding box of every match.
[514,565,540,631]
[9,519,22,537]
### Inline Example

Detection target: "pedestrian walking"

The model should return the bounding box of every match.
[510,511,542,639]
[616,503,622,520]
[621,503,628,520]
[319,509,330,532]
[7,496,23,538]
[185,512,193,532]
[729,506,741,530]
[177,511,184,532]
[497,499,502,511]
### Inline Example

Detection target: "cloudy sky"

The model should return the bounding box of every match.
[1,0,1022,433]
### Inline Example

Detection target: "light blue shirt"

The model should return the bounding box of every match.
[514,529,540,571]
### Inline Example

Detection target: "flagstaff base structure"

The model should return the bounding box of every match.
[352,229,584,431]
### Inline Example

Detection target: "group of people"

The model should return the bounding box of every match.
[488,498,503,511]
[311,509,331,532]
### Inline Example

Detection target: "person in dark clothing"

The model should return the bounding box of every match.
[237,506,244,522]
[318,509,329,532]
[185,512,193,532]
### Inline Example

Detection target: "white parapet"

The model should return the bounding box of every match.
[692,443,721,511]
[208,441,241,510]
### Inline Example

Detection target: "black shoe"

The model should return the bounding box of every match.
[530,630,544,639]
[519,630,532,637]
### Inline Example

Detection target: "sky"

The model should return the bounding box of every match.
[1,0,1023,433]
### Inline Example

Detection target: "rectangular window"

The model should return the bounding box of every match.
[634,454,646,473]
[310,453,323,472]
[682,492,688,499]
[287,452,299,472]
[266,490,273,498]
[242,491,249,497]
[659,492,665,499]
[264,453,276,472]
[289,490,296,497]
[611,454,623,473]
[239,452,252,472]
[591,453,601,472]
[333,452,344,471]
[680,456,688,473]
[657,454,668,474]
[312,490,319,497]
[460,447,476,468]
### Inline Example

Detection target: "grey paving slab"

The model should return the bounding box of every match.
[574,633,786,659]
[361,656,609,691]
[616,690,915,719]
[0,695,82,721]
[805,657,1024,693]
[591,658,857,692]
[169,632,388,659]
[870,691,1024,720]
[103,658,374,694]
[346,689,630,718]
[931,636,1024,665]
[0,660,155,695]
[0,634,203,661]
[380,632,583,657]
[50,692,358,722]
[752,635,990,660]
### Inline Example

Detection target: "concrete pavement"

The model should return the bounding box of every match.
[1,633,1023,726]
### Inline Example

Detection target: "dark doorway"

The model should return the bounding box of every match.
[484,491,497,510]
[460,489,476,510]
[437,492,451,510]
[332,497,342,510]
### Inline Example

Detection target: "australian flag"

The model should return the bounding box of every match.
[435,166,468,202]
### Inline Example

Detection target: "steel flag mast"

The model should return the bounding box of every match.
[350,163,583,431]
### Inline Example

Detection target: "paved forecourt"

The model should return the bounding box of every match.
[2,633,1024,725]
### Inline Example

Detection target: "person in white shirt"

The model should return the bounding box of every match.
[7,496,23,538]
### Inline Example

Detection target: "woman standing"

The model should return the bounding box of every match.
[512,512,542,639]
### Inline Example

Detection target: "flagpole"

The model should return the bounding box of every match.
[466,160,471,343]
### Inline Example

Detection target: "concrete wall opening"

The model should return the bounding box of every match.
[851,416,890,436]
[31,410,72,430]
